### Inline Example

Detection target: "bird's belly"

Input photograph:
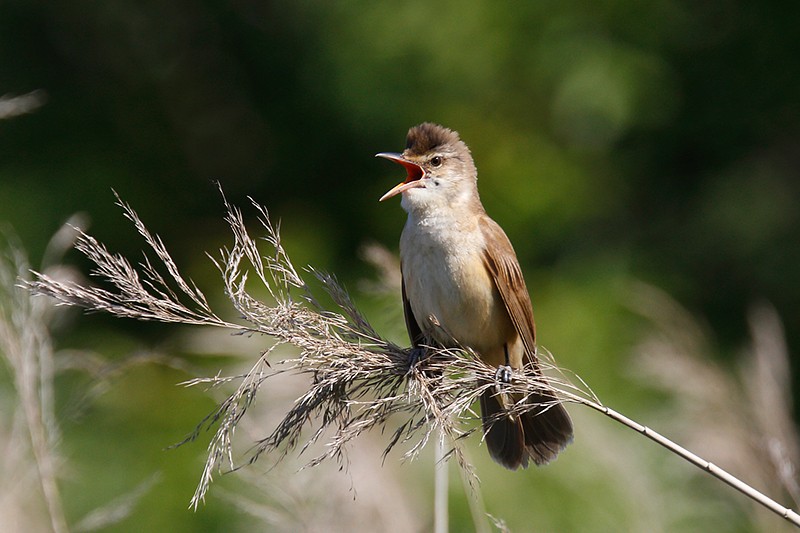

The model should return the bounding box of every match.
[402,237,513,357]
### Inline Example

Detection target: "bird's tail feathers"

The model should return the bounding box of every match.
[480,386,573,469]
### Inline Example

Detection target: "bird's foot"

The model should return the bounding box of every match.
[495,365,513,384]
[493,365,515,415]
[406,347,428,370]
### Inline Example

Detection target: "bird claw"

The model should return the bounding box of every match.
[495,365,513,384]
[406,347,428,370]
[493,365,515,415]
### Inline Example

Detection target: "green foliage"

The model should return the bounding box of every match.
[1,0,798,530]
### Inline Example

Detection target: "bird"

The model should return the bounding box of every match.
[377,122,573,469]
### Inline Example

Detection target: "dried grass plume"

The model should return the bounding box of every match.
[25,190,584,509]
[23,189,800,528]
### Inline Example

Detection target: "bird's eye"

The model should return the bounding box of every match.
[430,156,443,167]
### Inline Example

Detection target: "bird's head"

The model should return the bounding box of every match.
[377,123,479,213]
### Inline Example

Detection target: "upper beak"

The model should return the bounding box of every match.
[376,152,426,201]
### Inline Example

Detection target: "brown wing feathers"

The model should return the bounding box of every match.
[479,218,538,365]
[401,267,426,348]
[479,217,573,467]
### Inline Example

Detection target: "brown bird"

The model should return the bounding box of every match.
[377,123,573,469]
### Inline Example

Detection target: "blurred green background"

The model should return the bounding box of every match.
[2,1,799,531]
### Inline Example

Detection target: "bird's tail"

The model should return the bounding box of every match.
[480,386,573,469]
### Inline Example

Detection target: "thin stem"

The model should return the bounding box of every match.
[458,442,492,533]
[434,431,448,533]
[580,399,800,527]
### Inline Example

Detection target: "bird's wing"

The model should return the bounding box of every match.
[479,217,539,367]
[401,265,425,348]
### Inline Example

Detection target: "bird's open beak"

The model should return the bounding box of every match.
[376,152,426,201]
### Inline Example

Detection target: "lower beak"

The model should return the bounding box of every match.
[376,152,426,201]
